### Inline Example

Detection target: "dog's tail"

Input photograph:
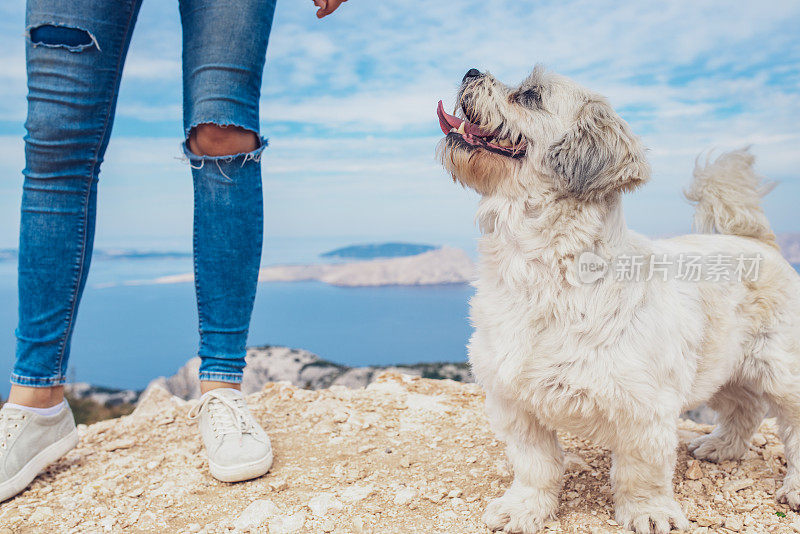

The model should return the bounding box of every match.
[684,148,778,249]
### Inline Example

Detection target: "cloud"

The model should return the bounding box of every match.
[0,0,797,246]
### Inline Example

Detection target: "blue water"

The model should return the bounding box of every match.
[3,254,797,398]
[0,258,474,396]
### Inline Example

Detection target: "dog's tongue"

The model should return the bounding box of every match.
[437,100,493,138]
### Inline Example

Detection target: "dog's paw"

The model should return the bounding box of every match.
[483,487,556,533]
[777,477,800,510]
[615,499,690,534]
[687,433,746,462]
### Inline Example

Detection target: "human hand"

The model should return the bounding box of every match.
[313,0,348,19]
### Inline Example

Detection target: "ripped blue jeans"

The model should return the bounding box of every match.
[12,0,276,387]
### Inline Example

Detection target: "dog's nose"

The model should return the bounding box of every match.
[463,68,481,83]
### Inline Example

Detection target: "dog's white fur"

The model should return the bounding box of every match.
[438,67,800,534]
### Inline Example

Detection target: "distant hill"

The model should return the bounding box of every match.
[133,247,475,287]
[320,242,436,259]
[256,247,474,287]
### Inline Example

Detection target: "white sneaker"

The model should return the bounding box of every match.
[0,402,78,502]
[188,389,273,482]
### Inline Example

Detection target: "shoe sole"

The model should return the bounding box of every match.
[209,449,273,483]
[0,428,79,502]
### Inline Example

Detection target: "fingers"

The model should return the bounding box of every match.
[313,0,327,18]
[316,0,347,18]
[314,0,328,18]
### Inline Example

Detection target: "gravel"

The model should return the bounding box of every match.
[1,373,797,533]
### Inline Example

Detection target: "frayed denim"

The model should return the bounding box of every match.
[13,0,276,387]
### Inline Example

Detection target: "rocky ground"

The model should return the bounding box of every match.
[2,373,798,533]
[69,346,472,404]
[151,346,472,399]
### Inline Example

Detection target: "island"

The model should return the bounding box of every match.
[139,246,475,288]
[320,243,436,260]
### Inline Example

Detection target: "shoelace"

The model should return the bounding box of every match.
[187,392,258,439]
[0,407,26,455]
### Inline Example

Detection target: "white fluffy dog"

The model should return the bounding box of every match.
[436,66,800,534]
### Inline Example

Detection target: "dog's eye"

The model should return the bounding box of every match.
[513,87,542,109]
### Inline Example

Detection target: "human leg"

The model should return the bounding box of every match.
[179,0,277,482]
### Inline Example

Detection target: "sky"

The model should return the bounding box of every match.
[0,0,798,252]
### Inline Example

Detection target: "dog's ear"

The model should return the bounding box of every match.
[546,99,650,199]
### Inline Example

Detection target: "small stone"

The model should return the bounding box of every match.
[764,443,785,460]
[564,453,589,471]
[394,487,417,506]
[722,479,754,493]
[158,415,176,426]
[724,516,743,531]
[735,502,757,513]
[126,511,142,526]
[308,493,343,517]
[29,506,54,522]
[340,484,374,503]
[312,420,335,434]
[696,515,720,527]
[332,411,349,423]
[684,480,702,493]
[233,499,279,530]
[685,459,704,480]
[269,512,306,534]
[103,438,135,452]
[269,478,289,492]
[423,489,446,503]
[133,384,183,419]
[751,433,767,447]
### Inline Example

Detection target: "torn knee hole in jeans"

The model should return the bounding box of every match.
[181,123,268,180]
[27,24,100,52]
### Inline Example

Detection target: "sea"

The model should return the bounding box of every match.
[2,239,798,398]
[0,238,477,397]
